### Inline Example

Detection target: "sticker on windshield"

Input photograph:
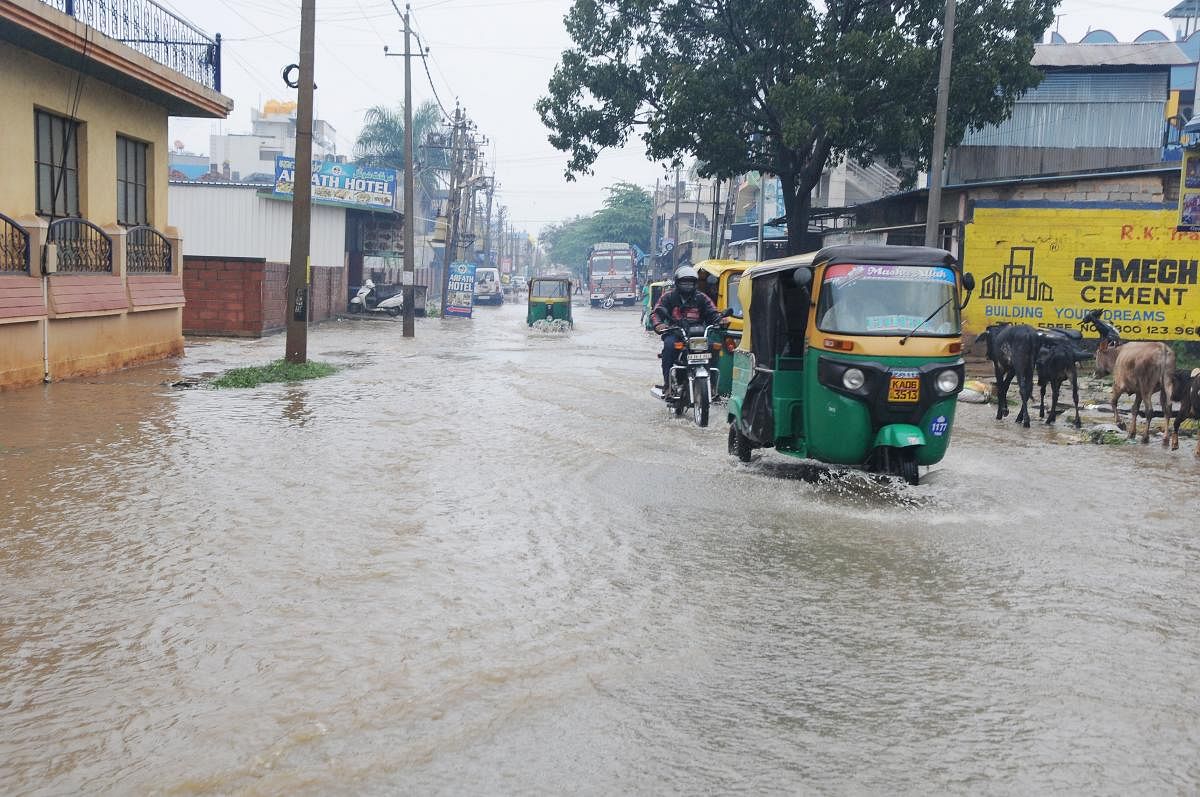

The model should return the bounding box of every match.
[825,264,955,286]
[865,314,926,332]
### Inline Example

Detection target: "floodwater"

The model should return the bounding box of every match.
[2,302,1199,794]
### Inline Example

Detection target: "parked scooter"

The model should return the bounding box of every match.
[650,318,727,427]
[348,279,404,317]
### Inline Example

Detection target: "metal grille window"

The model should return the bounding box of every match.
[35,110,80,219]
[117,136,149,226]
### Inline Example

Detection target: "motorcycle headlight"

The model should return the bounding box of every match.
[936,369,960,394]
[688,339,708,352]
[842,367,866,391]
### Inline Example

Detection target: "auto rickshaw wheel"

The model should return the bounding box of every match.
[897,450,919,486]
[728,425,753,462]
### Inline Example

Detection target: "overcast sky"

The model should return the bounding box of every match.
[165,0,1189,237]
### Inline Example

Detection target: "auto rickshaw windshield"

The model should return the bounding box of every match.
[531,280,568,298]
[816,263,960,336]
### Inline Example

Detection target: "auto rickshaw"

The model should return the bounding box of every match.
[726,245,976,485]
[526,276,573,327]
[641,280,672,330]
[695,259,756,397]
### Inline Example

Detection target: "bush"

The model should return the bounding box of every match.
[211,359,337,389]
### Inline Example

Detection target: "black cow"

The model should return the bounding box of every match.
[1036,329,1091,428]
[1170,368,1200,455]
[976,323,1040,428]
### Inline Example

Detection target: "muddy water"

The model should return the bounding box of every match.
[2,303,1199,794]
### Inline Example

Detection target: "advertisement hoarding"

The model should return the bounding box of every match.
[273,156,397,211]
[445,262,477,318]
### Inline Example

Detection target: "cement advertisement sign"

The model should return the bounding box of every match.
[964,205,1200,340]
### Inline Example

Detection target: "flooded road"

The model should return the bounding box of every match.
[3,303,1199,794]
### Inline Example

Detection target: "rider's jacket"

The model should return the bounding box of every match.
[652,289,721,326]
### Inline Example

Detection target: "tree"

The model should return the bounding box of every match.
[354,99,448,229]
[537,0,1054,254]
[540,182,653,283]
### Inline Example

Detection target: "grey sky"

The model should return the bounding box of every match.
[166,0,1187,238]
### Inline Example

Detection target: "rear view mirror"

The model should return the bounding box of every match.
[962,272,976,292]
[792,267,812,287]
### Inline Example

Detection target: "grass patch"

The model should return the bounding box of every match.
[211,359,337,389]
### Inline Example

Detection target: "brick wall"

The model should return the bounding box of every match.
[184,256,346,337]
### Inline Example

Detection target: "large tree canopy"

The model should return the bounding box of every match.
[541,181,652,282]
[537,0,1054,254]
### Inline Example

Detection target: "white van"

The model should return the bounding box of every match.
[474,267,503,305]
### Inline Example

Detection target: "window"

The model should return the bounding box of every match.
[259,148,282,161]
[117,136,149,226]
[35,110,80,218]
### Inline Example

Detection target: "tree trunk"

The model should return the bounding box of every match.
[779,171,818,256]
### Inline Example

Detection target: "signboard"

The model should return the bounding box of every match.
[964,206,1200,340]
[273,156,397,211]
[444,261,477,318]
[1179,149,1200,232]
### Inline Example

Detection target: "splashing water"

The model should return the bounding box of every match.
[531,318,572,334]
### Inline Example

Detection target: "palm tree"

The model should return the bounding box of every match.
[354,99,447,232]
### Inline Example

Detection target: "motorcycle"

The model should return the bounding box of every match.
[650,315,729,427]
[348,279,404,317]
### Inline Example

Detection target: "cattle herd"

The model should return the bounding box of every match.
[975,310,1200,456]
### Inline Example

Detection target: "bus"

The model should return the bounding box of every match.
[587,242,638,307]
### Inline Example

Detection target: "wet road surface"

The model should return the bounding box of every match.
[2,302,1199,794]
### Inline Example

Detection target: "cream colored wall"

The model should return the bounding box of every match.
[0,41,168,226]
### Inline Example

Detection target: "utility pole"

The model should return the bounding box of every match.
[925,0,956,249]
[756,172,766,261]
[647,178,659,276]
[440,106,463,315]
[482,176,494,266]
[671,167,681,270]
[401,4,416,336]
[710,178,721,259]
[285,0,316,363]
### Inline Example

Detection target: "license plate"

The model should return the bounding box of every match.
[687,353,711,364]
[888,377,920,403]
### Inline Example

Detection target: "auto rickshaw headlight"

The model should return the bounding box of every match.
[936,369,960,394]
[842,368,866,391]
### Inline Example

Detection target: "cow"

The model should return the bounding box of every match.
[1035,329,1090,428]
[975,323,1040,428]
[1170,368,1200,455]
[1093,339,1176,446]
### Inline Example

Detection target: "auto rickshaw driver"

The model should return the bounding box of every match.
[652,265,730,388]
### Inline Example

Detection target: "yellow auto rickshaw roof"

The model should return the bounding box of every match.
[694,259,755,278]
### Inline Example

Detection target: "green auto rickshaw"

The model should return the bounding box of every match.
[695,258,756,397]
[641,280,672,330]
[726,245,976,485]
[527,276,574,327]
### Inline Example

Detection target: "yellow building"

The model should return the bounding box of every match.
[0,0,232,389]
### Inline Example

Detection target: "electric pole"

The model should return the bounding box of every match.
[671,166,681,270]
[648,178,658,275]
[440,106,464,315]
[285,0,316,363]
[482,176,494,266]
[925,0,956,249]
[401,4,416,336]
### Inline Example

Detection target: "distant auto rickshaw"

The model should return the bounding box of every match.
[526,276,574,327]
[695,259,756,397]
[641,280,672,330]
[726,245,976,485]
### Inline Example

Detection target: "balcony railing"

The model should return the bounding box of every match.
[48,218,113,273]
[126,225,172,273]
[39,0,221,92]
[0,213,31,274]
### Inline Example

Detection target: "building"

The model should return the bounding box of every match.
[0,0,232,389]
[205,100,339,183]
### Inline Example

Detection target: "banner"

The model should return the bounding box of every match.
[444,261,477,318]
[1179,149,1200,232]
[273,156,397,211]
[964,206,1200,340]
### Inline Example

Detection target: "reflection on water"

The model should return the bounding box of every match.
[2,304,1199,794]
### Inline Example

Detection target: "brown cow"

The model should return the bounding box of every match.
[1093,340,1176,446]
[1170,367,1200,455]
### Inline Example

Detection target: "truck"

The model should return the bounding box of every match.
[587,242,638,307]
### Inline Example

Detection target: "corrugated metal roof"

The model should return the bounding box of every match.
[1017,71,1167,103]
[1033,41,1189,67]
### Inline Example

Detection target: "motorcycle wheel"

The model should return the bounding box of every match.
[387,306,402,317]
[602,298,615,309]
[693,382,709,427]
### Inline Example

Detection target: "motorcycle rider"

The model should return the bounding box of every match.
[652,265,728,390]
